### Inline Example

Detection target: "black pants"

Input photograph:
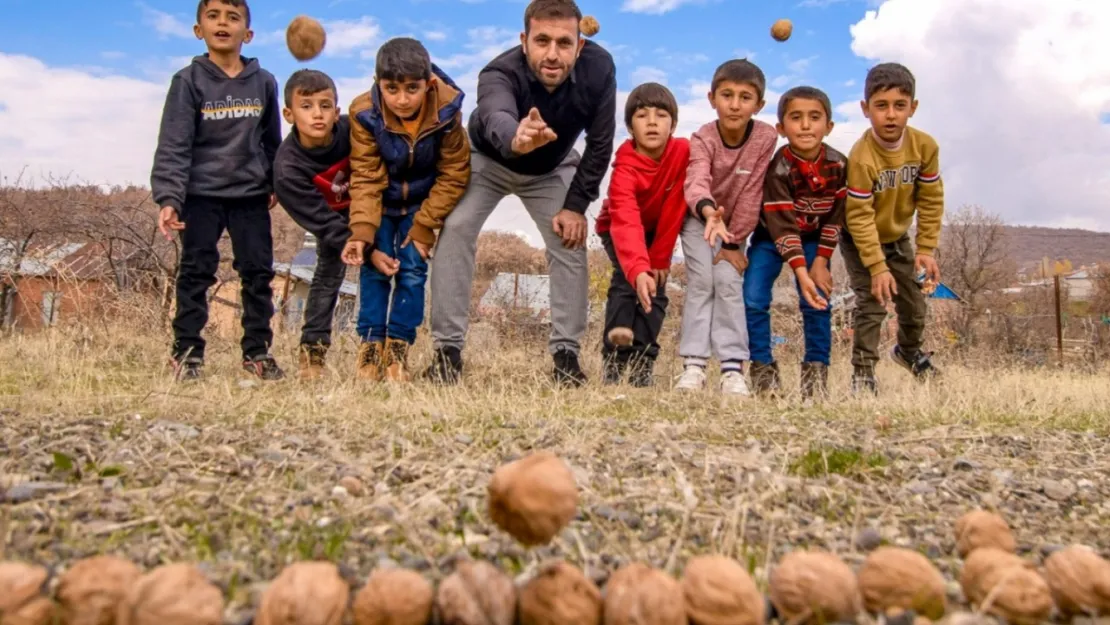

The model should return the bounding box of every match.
[300,240,346,347]
[172,194,275,360]
[600,233,668,361]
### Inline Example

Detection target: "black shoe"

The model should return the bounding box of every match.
[552,347,587,388]
[172,356,204,382]
[851,365,878,396]
[627,353,655,388]
[800,361,829,400]
[243,353,285,381]
[424,346,463,385]
[891,346,940,380]
[602,349,627,386]
[749,361,781,396]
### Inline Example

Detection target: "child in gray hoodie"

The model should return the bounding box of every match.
[151,0,283,382]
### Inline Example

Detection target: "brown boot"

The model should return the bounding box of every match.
[800,361,829,400]
[356,341,384,381]
[383,338,412,383]
[749,361,781,396]
[298,344,327,380]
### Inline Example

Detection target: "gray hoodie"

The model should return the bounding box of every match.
[150,55,281,212]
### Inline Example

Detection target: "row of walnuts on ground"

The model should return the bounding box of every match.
[2,452,1110,625]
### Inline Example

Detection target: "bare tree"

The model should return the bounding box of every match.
[935,204,1016,342]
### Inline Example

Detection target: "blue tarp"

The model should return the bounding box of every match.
[930,282,961,300]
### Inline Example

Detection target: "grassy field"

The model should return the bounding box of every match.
[2,319,1109,622]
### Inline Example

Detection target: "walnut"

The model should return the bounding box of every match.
[959,547,1032,605]
[954,510,1016,558]
[959,548,1051,624]
[1042,544,1110,617]
[768,550,862,625]
[488,451,578,546]
[0,561,53,625]
[286,15,326,61]
[434,559,516,625]
[603,562,685,625]
[579,16,600,37]
[351,567,434,625]
[770,18,793,42]
[682,555,765,625]
[56,555,143,625]
[518,560,601,625]
[857,547,948,620]
[256,561,350,625]
[115,563,224,625]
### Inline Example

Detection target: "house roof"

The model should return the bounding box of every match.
[273,261,358,297]
[0,238,130,280]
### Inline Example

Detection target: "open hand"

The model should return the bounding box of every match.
[713,246,748,276]
[552,209,587,249]
[871,271,897,307]
[158,206,185,241]
[371,249,400,276]
[635,272,657,313]
[341,241,366,265]
[401,235,432,260]
[810,259,833,297]
[701,205,733,247]
[797,273,829,311]
[511,107,558,155]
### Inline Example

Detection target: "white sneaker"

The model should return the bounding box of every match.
[720,370,751,396]
[675,365,707,391]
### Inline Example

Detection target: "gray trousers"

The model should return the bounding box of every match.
[678,216,750,364]
[430,148,588,355]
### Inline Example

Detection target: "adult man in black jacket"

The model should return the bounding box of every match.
[426,0,617,387]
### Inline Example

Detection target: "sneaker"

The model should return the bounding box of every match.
[172,356,204,382]
[356,341,385,382]
[749,361,781,396]
[720,370,751,396]
[423,345,463,385]
[891,345,941,380]
[298,344,327,381]
[383,338,413,383]
[552,347,587,388]
[243,353,285,381]
[675,365,707,391]
[851,366,879,396]
[800,361,829,400]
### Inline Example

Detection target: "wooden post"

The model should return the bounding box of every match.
[1054,274,1064,365]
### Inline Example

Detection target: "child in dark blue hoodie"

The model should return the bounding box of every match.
[151,0,283,382]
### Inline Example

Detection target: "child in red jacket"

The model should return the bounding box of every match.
[595,82,690,387]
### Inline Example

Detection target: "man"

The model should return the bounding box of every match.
[425,0,617,387]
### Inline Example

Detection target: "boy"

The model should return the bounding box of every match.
[743,86,847,400]
[842,62,944,394]
[595,82,690,387]
[678,59,778,395]
[341,37,471,382]
[152,0,283,382]
[272,69,352,380]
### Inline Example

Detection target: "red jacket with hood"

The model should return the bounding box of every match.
[595,136,690,284]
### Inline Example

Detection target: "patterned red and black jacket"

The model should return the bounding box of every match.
[758,143,848,269]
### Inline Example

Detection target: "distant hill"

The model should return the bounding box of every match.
[996,226,1110,269]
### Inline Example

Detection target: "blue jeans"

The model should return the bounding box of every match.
[356,213,428,344]
[743,237,832,366]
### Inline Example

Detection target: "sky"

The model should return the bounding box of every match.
[1,0,1108,248]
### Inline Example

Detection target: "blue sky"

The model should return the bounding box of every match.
[1,0,1108,240]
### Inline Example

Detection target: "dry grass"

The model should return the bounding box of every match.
[2,314,1109,622]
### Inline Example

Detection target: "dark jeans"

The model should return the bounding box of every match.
[172,194,275,360]
[600,233,668,360]
[743,236,832,366]
[356,212,428,344]
[300,240,346,347]
[840,231,927,369]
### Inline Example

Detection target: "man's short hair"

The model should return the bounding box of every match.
[523,0,582,35]
[196,0,250,27]
[375,37,432,83]
[777,86,833,123]
[624,82,679,129]
[284,69,338,108]
[864,62,916,101]
[711,59,766,101]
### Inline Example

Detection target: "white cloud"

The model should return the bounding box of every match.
[849,0,1110,229]
[139,3,193,40]
[255,16,383,60]
[424,30,448,42]
[630,66,668,85]
[620,0,705,15]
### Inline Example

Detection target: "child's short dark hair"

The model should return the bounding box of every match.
[375,37,432,83]
[624,82,678,129]
[196,0,250,27]
[777,86,833,123]
[711,59,766,101]
[284,69,338,108]
[864,62,916,101]
[523,0,582,34]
